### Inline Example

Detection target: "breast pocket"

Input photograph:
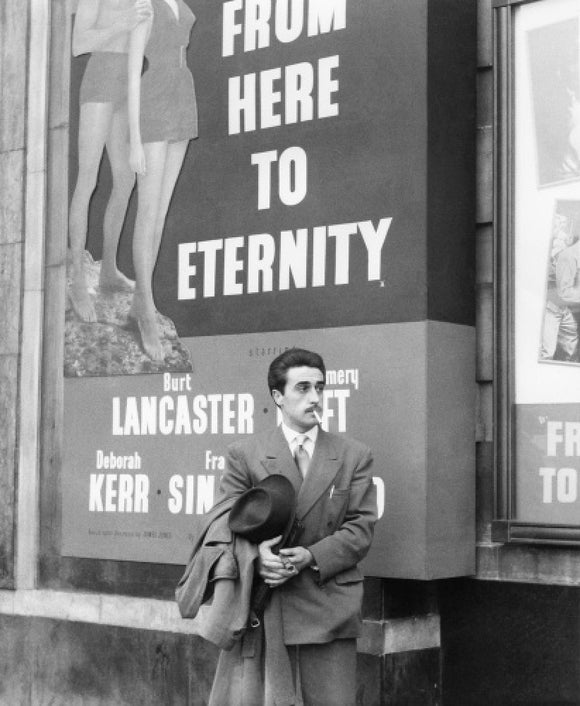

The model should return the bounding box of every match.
[322,488,350,534]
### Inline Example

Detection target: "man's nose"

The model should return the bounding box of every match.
[308,388,320,404]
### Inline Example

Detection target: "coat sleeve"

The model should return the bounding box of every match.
[307,446,378,583]
[218,441,254,501]
[557,252,580,306]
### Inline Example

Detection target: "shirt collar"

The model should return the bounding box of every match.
[280,421,319,449]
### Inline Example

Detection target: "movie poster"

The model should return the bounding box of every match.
[61,0,468,574]
[513,0,580,520]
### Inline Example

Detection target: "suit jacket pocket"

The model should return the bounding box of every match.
[176,545,227,618]
[323,488,350,534]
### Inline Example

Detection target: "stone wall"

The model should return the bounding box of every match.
[0,0,28,589]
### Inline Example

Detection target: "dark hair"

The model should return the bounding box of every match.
[268,348,326,394]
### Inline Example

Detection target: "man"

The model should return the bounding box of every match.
[541,218,580,362]
[218,348,377,706]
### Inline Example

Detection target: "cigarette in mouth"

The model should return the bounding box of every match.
[313,410,322,425]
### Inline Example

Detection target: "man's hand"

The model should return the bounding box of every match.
[279,546,314,574]
[258,535,297,587]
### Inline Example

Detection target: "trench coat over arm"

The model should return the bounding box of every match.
[175,495,260,650]
[219,425,377,646]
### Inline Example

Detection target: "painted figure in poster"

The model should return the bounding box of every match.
[563,88,580,176]
[208,348,377,706]
[528,19,580,186]
[540,211,580,362]
[68,0,152,322]
[127,0,198,361]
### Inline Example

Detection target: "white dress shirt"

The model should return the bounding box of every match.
[280,422,319,475]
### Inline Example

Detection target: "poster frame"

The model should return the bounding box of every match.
[493,0,580,544]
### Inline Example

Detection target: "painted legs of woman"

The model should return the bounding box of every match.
[130,139,189,360]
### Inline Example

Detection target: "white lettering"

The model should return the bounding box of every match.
[547,422,564,456]
[307,0,346,36]
[224,237,245,295]
[197,240,224,298]
[228,57,339,135]
[178,242,197,300]
[222,0,243,57]
[328,222,357,285]
[275,0,304,43]
[247,234,275,293]
[252,149,278,210]
[311,225,326,287]
[244,0,272,52]
[279,228,308,290]
[260,67,282,129]
[285,62,314,124]
[228,74,257,134]
[89,474,104,511]
[177,219,390,299]
[279,146,307,206]
[197,475,216,514]
[540,467,556,503]
[167,475,216,514]
[168,474,183,514]
[317,55,340,118]
[359,219,391,280]
[89,473,149,512]
[557,468,578,502]
[223,0,346,56]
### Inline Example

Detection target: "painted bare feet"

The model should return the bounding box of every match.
[137,314,165,361]
[129,302,165,361]
[99,269,136,293]
[69,278,97,322]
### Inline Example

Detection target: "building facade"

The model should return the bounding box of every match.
[1,0,579,704]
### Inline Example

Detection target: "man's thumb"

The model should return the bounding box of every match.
[263,534,282,547]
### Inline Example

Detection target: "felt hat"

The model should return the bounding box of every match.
[228,474,296,545]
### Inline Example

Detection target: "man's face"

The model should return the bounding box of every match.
[272,366,325,433]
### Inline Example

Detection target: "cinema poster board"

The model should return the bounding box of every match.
[494,0,580,543]
[60,0,476,578]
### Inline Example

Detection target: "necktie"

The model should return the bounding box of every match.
[294,434,310,478]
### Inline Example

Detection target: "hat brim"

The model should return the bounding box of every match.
[228,475,296,545]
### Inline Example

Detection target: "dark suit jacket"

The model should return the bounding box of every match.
[219,426,377,645]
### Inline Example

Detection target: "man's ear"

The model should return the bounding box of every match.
[271,389,282,408]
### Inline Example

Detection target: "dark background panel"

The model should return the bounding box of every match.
[427,0,477,326]
[440,578,580,705]
[69,0,436,336]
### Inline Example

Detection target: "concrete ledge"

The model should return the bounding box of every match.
[477,542,580,586]
[0,589,200,635]
[358,614,440,656]
[0,589,440,656]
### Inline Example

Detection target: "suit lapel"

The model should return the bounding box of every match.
[296,430,341,520]
[260,427,303,496]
